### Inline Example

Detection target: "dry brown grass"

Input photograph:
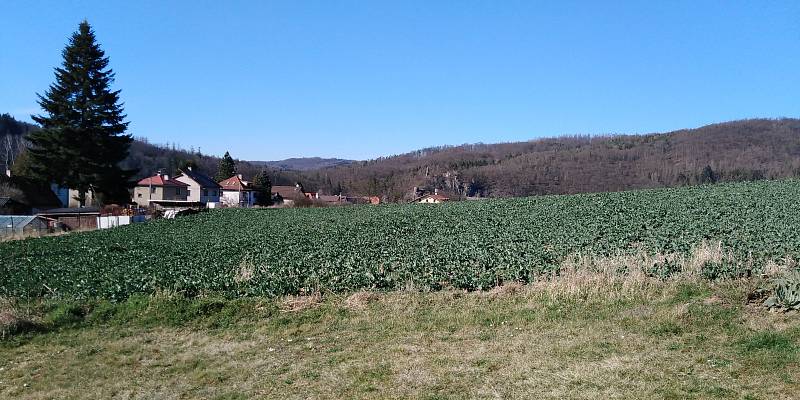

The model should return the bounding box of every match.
[520,241,788,302]
[486,281,524,297]
[343,291,380,310]
[0,227,94,242]
[0,298,38,339]
[280,291,322,312]
[532,251,661,300]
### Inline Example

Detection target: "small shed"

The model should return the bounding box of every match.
[37,207,100,231]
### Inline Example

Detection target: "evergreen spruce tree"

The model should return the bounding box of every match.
[28,20,134,206]
[215,151,236,181]
[252,170,273,206]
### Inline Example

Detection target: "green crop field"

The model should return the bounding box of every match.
[2,180,800,300]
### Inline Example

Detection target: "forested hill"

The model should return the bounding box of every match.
[0,114,306,186]
[0,114,37,171]
[123,139,301,184]
[4,114,800,202]
[297,118,800,201]
[249,157,353,171]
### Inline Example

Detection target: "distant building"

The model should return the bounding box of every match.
[302,192,380,206]
[174,167,222,206]
[51,185,96,208]
[219,174,256,207]
[272,183,305,205]
[0,215,51,237]
[316,194,346,205]
[37,207,100,231]
[133,174,190,207]
[418,192,450,204]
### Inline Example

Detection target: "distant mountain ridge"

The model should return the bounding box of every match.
[249,157,354,171]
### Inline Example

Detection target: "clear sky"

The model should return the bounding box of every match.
[2,1,798,161]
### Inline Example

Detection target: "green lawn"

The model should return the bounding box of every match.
[2,280,798,399]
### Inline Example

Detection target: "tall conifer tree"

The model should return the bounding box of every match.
[28,20,133,206]
[252,170,273,206]
[215,151,236,181]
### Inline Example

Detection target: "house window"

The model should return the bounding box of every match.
[137,193,142,198]
[150,187,156,193]
[176,188,182,195]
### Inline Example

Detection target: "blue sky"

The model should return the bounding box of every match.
[2,1,799,161]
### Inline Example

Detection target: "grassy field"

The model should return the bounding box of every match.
[1,278,798,400]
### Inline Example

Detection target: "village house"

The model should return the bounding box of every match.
[219,174,255,207]
[418,189,450,204]
[174,167,221,207]
[50,185,96,208]
[133,173,189,207]
[272,183,305,205]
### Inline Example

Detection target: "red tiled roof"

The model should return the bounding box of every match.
[219,175,251,191]
[176,168,221,189]
[136,175,189,187]
[272,185,303,199]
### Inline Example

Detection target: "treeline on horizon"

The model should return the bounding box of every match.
[299,118,800,201]
[3,114,800,202]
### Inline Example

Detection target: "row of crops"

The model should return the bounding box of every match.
[2,180,800,299]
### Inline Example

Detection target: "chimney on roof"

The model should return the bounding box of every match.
[162,174,169,181]
[237,174,243,179]
[434,188,438,195]
[187,166,192,171]
[5,168,10,178]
